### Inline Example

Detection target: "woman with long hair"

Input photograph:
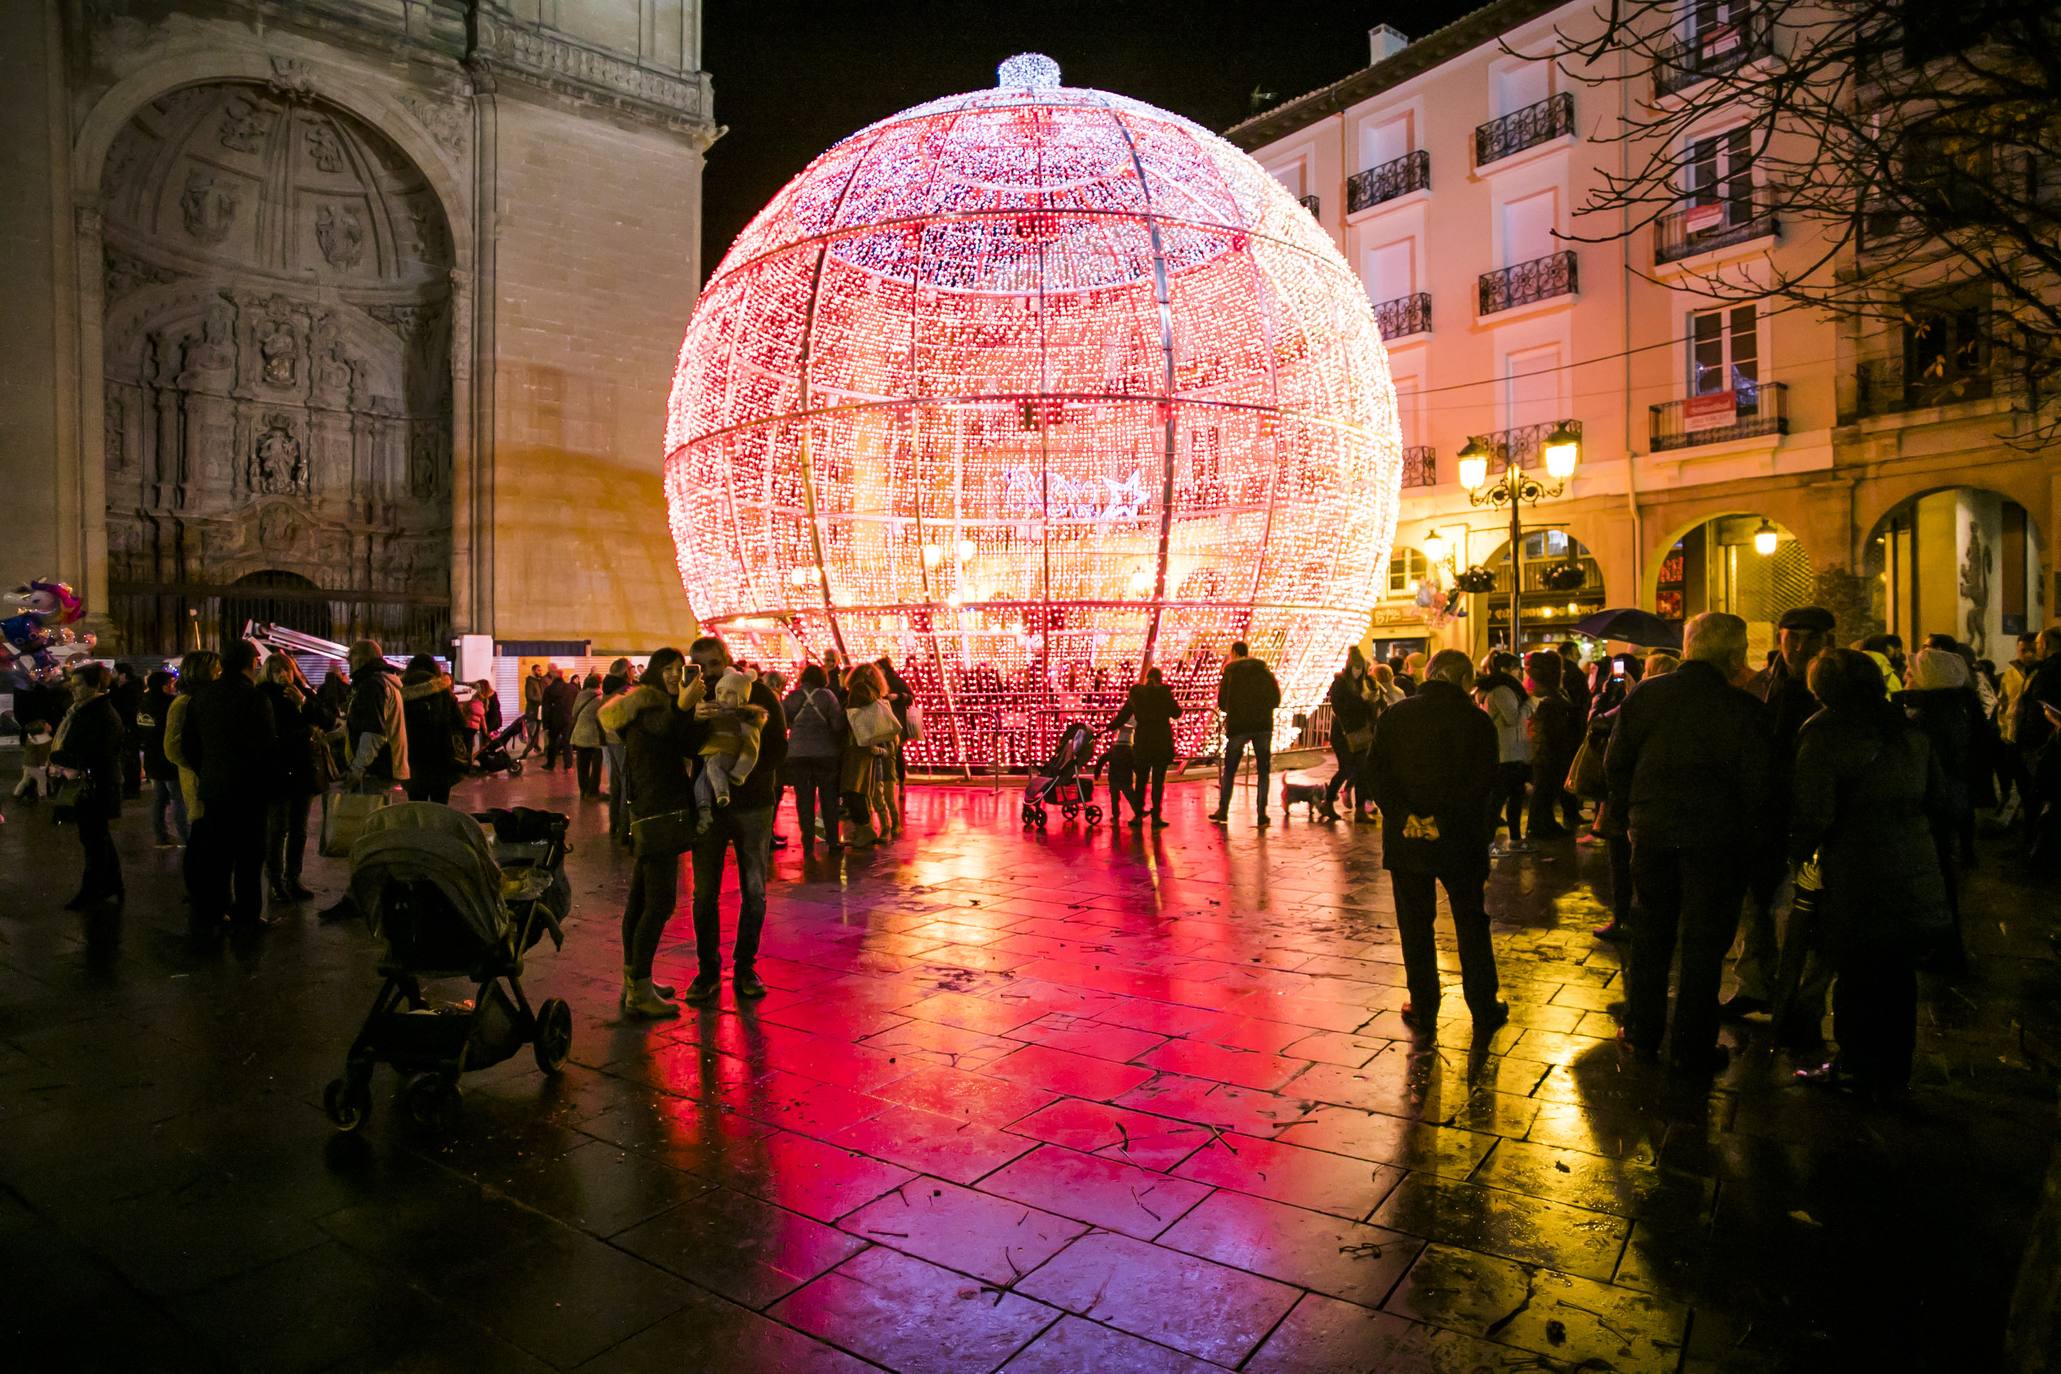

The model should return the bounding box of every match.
[843,663,901,843]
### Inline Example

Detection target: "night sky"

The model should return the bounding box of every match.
[700,0,1484,279]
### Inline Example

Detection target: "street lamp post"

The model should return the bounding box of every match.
[1456,423,1580,654]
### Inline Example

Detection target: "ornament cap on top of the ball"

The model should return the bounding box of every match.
[997,54,1062,90]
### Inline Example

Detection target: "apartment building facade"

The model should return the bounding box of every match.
[1228,1,2056,666]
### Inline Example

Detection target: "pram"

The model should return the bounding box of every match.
[323,803,572,1135]
[1020,720,1101,828]
[471,713,536,778]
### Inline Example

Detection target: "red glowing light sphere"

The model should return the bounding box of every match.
[664,55,1402,768]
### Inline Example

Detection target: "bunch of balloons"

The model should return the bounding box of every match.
[3,579,93,686]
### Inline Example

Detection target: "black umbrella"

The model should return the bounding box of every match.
[1569,607,1682,651]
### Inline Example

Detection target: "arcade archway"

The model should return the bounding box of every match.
[1864,488,2044,660]
[1652,514,1811,667]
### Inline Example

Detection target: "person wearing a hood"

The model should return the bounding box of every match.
[401,654,466,805]
[1727,605,1835,1026]
[49,663,126,911]
[1791,648,1951,1099]
[1210,641,1281,826]
[1474,650,1533,853]
[1604,612,1772,1075]
[600,649,700,1017]
[344,640,408,791]
[570,673,606,798]
[1898,646,1981,963]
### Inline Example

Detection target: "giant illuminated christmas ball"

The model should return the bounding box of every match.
[664,54,1401,769]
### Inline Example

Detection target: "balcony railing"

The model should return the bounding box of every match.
[1347,149,1431,213]
[1373,292,1432,340]
[1466,419,1583,477]
[1853,354,1997,416]
[1475,92,1574,166]
[1297,193,1321,218]
[1655,198,1779,263]
[1650,381,1788,450]
[1478,250,1577,315]
[1401,446,1436,488]
[1653,7,1776,98]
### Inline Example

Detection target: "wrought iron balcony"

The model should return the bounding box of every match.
[1400,446,1436,488]
[1653,7,1776,98]
[1373,292,1431,340]
[1478,250,1577,315]
[1475,93,1574,166]
[1347,149,1430,213]
[1650,381,1788,451]
[1655,198,1779,263]
[1466,419,1582,477]
[1853,354,1996,416]
[1297,193,1321,218]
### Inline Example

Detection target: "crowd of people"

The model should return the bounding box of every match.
[9,611,2059,1088]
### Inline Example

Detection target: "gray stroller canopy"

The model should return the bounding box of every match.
[348,803,510,950]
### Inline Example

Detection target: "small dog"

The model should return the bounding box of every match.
[1281,779,1330,819]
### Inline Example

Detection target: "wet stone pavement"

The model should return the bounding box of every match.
[1,764,2055,1373]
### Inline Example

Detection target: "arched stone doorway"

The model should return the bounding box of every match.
[99,82,453,657]
[1864,488,2045,659]
[1650,514,1812,667]
[1476,529,1606,653]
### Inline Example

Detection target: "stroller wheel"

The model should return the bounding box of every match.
[533,997,574,1074]
[1021,803,1038,828]
[323,1077,371,1134]
[507,760,524,777]
[1061,803,1079,820]
[1085,805,1103,825]
[1033,805,1048,828]
[403,1073,462,1134]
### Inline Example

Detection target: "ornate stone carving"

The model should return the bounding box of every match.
[304,119,346,172]
[258,502,299,551]
[366,303,429,341]
[311,312,357,404]
[105,246,180,299]
[409,429,443,498]
[315,204,364,267]
[407,200,446,262]
[473,13,713,128]
[105,396,126,471]
[218,94,273,153]
[252,414,308,495]
[180,170,237,243]
[400,93,468,157]
[1962,520,1992,656]
[253,302,300,388]
[268,57,317,102]
[180,297,238,387]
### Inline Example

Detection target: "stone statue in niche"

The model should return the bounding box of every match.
[179,169,237,244]
[304,119,345,172]
[315,205,364,269]
[217,94,271,153]
[1962,520,1992,657]
[252,416,307,495]
[409,431,441,499]
[256,311,298,387]
[181,297,237,385]
[310,313,355,403]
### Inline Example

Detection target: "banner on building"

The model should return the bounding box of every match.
[1684,390,1737,432]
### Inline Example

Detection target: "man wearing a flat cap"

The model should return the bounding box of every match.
[1727,605,1837,1028]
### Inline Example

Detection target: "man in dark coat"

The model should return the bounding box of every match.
[682,635,789,1003]
[1210,641,1282,826]
[1605,612,1772,1073]
[110,662,145,798]
[540,668,577,771]
[1371,648,1506,1033]
[1111,666,1182,825]
[1726,604,1835,1027]
[138,668,186,846]
[185,638,279,927]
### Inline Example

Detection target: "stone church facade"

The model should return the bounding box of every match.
[1,1,716,656]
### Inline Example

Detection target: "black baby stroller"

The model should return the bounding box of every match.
[471,713,536,778]
[323,803,572,1135]
[1021,720,1101,828]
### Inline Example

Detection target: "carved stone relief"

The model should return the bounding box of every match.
[180,170,237,243]
[315,204,364,267]
[399,93,468,157]
[100,81,454,653]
